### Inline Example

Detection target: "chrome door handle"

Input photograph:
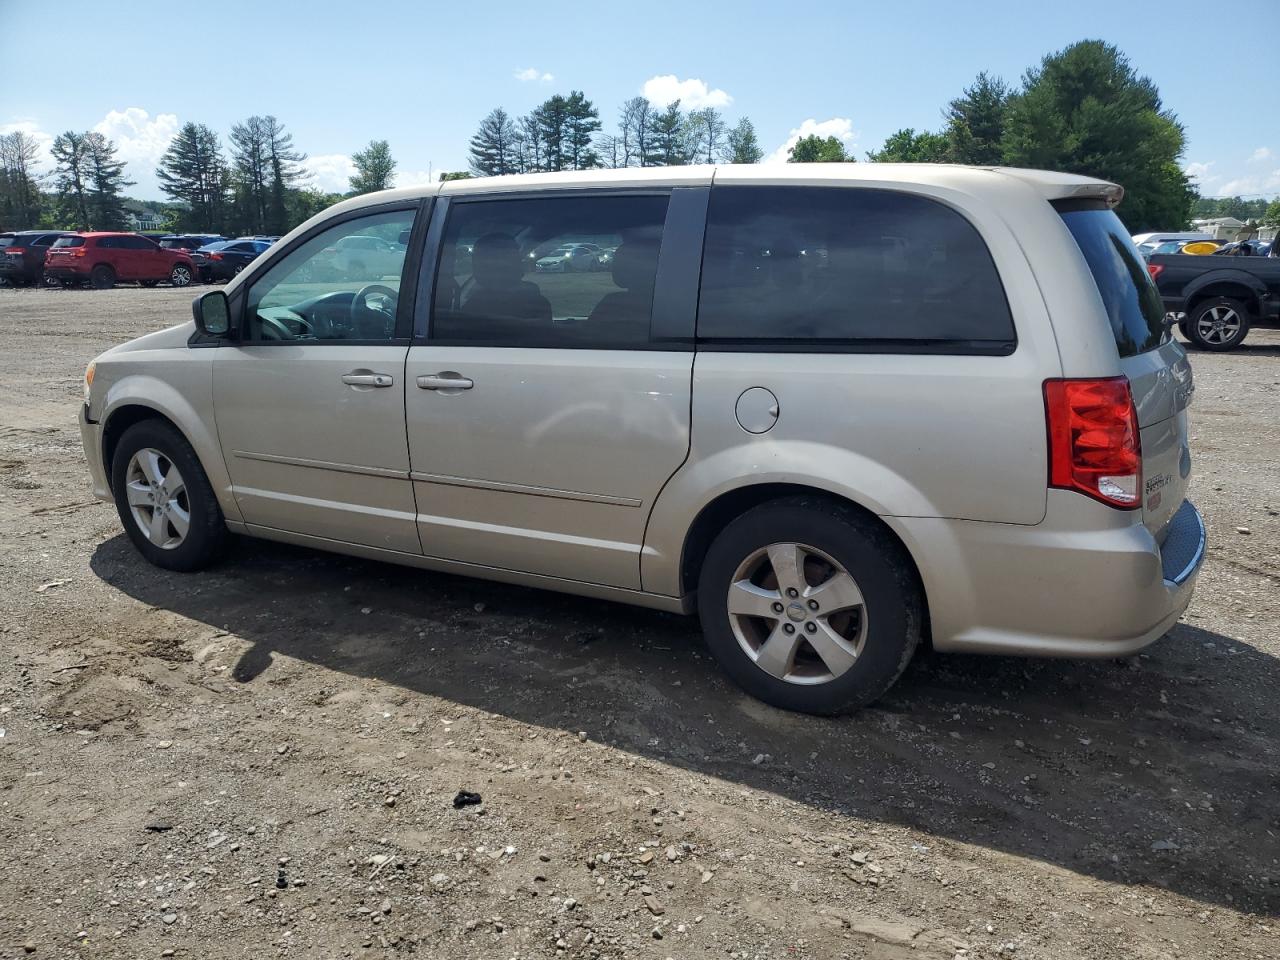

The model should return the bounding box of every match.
[341,372,395,387]
[416,373,474,391]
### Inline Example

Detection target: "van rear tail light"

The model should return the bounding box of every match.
[1043,377,1142,510]
[1147,263,1163,280]
[72,249,86,257]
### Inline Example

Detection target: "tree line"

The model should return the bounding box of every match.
[467,95,762,176]
[0,118,399,236]
[0,40,1273,236]
[465,41,1209,231]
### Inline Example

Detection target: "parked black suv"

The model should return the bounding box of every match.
[0,230,76,286]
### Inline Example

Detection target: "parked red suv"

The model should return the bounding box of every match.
[43,233,198,289]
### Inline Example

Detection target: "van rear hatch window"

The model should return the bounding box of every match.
[1057,204,1165,357]
[52,237,85,248]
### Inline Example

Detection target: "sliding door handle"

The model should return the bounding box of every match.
[342,372,395,387]
[417,373,474,391]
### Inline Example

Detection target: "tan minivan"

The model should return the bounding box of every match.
[79,164,1204,713]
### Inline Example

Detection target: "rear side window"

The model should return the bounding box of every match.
[697,186,1015,351]
[1058,207,1165,357]
[430,194,669,348]
[53,237,84,248]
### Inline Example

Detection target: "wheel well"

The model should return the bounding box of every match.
[678,484,930,633]
[1187,284,1260,315]
[100,405,179,490]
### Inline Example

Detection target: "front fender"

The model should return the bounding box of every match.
[640,440,943,597]
[99,367,242,524]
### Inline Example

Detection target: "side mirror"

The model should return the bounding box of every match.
[192,289,231,337]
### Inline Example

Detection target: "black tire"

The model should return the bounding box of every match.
[1185,297,1250,351]
[696,497,922,714]
[90,265,115,289]
[110,419,228,572]
[169,264,193,287]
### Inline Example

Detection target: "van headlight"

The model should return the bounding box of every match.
[83,360,96,406]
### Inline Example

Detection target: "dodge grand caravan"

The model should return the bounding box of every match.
[78,165,1205,714]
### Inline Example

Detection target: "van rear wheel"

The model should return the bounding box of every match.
[90,265,115,289]
[1186,297,1250,351]
[696,497,922,714]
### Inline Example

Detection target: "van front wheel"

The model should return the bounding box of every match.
[696,498,922,714]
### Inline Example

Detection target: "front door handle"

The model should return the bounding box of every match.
[341,372,395,387]
[416,373,474,391]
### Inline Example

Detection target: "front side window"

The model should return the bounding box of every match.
[430,194,669,347]
[697,186,1015,350]
[244,209,416,343]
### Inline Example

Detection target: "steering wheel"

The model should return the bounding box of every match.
[351,284,399,336]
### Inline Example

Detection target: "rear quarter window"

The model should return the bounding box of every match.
[1058,206,1165,357]
[696,186,1015,352]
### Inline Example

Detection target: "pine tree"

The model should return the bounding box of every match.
[83,132,133,230]
[469,109,518,177]
[156,122,228,231]
[263,116,306,235]
[945,72,1009,164]
[649,101,689,166]
[350,139,397,193]
[722,117,762,163]
[563,91,601,170]
[229,116,270,234]
[1001,40,1193,231]
[50,131,92,229]
[534,95,570,172]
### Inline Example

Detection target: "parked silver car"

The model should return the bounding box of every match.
[79,165,1204,713]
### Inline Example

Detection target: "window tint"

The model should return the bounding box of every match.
[697,186,1015,350]
[52,236,84,248]
[123,236,156,250]
[244,209,416,343]
[430,194,669,347]
[0,236,15,248]
[1059,207,1165,357]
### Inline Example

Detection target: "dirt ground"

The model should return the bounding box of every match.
[0,285,1277,960]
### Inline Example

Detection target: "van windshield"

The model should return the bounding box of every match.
[1058,206,1166,357]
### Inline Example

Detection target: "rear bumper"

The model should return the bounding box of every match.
[896,492,1206,658]
[45,264,90,280]
[79,405,112,502]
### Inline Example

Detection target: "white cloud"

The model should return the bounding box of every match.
[1183,160,1219,187]
[396,169,438,188]
[765,118,857,165]
[1212,169,1280,197]
[303,153,357,192]
[93,107,179,176]
[1248,146,1273,163]
[641,75,732,109]
[0,119,55,173]
[514,67,554,83]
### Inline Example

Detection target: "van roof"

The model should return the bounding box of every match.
[320,163,1123,215]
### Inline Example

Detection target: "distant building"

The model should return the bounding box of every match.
[1191,216,1247,240]
[128,209,165,232]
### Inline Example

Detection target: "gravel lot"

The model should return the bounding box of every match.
[0,285,1277,959]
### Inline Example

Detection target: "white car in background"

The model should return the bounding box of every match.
[326,234,406,280]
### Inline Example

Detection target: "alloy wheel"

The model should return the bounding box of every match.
[726,542,868,685]
[124,448,190,549]
[1196,305,1241,345]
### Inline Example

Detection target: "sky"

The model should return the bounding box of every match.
[2,0,1277,204]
